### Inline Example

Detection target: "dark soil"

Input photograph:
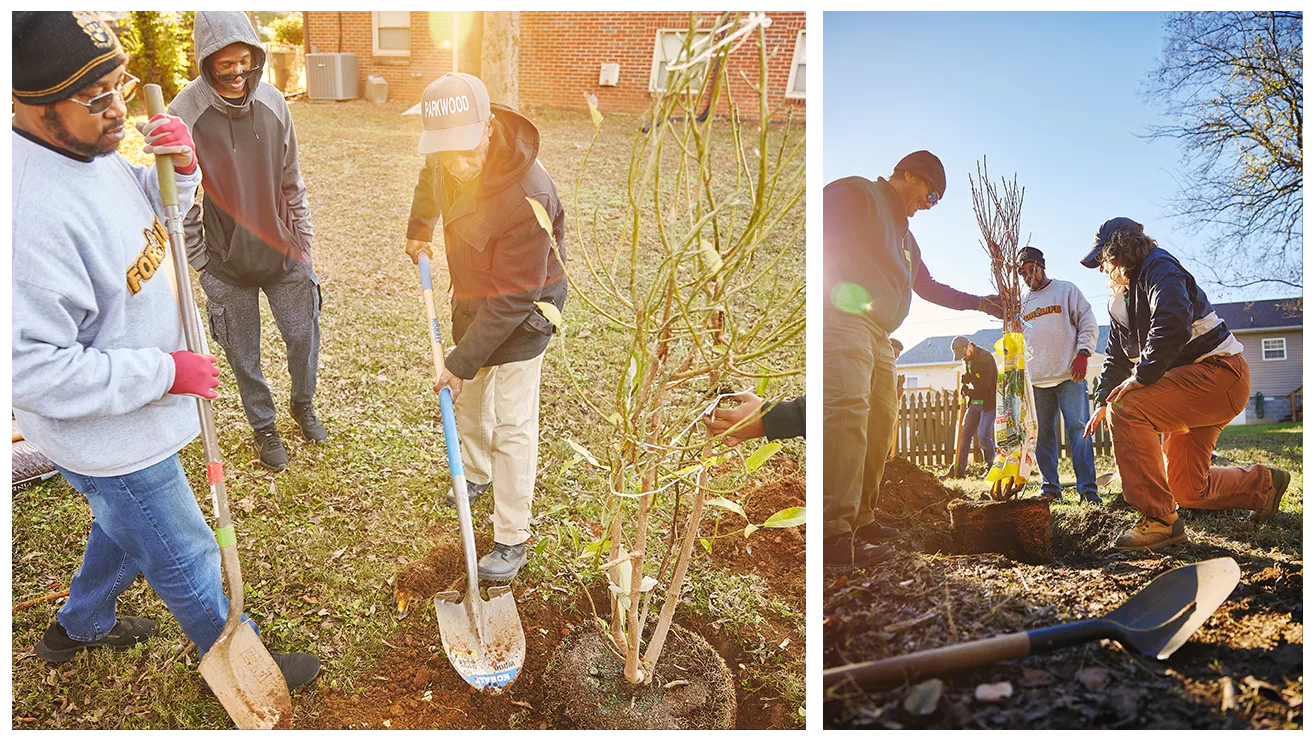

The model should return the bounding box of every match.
[703,464,806,601]
[543,624,735,729]
[949,498,1053,564]
[826,457,1303,730]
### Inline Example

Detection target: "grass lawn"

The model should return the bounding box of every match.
[11,100,805,729]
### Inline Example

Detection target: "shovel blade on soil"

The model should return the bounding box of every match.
[434,587,526,693]
[1105,556,1241,659]
[198,621,292,729]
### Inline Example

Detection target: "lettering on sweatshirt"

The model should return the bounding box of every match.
[126,217,169,295]
[1023,303,1062,322]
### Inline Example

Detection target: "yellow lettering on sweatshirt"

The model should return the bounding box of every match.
[126,218,169,295]
[1023,304,1062,322]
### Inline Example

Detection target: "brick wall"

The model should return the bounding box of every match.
[304,11,806,120]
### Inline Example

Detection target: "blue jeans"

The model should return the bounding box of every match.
[53,454,254,654]
[953,404,996,474]
[1033,379,1098,495]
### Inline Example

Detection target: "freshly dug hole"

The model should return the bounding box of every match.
[947,498,1053,564]
[543,624,736,729]
[1051,505,1134,561]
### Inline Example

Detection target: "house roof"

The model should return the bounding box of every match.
[1212,298,1302,332]
[898,325,1112,366]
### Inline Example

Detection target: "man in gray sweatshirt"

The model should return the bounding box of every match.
[12,11,317,689]
[170,11,323,472]
[1017,247,1100,503]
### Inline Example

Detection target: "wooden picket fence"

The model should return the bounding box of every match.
[893,388,1113,468]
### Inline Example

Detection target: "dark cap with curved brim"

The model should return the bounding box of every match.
[1083,217,1144,268]
[951,335,970,360]
[418,72,491,154]
[894,150,947,199]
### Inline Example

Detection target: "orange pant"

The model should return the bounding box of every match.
[1107,353,1271,519]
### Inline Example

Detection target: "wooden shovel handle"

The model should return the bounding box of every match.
[824,631,1030,691]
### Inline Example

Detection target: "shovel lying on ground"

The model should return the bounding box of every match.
[416,253,525,693]
[146,85,291,729]
[825,557,1241,691]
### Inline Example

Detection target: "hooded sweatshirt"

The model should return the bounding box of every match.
[12,131,203,477]
[169,11,313,288]
[406,105,568,380]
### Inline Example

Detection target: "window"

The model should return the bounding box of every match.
[786,30,806,98]
[373,11,410,56]
[1262,337,1287,361]
[904,376,920,389]
[650,29,712,93]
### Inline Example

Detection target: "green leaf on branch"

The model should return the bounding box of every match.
[744,523,759,539]
[754,376,769,396]
[705,497,746,518]
[526,196,553,234]
[763,506,806,528]
[583,91,603,129]
[699,537,713,555]
[699,236,723,275]
[745,441,784,473]
[566,439,604,468]
[534,301,563,330]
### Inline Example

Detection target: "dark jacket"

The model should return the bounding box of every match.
[824,175,988,334]
[762,396,805,441]
[961,345,997,412]
[406,105,567,379]
[170,12,313,288]
[1094,247,1231,406]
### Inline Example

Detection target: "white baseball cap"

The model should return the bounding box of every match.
[418,72,491,154]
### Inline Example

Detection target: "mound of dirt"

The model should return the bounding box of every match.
[543,625,736,730]
[877,457,957,521]
[705,469,806,600]
[394,526,492,615]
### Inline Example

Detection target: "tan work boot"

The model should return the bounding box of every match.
[1248,467,1292,523]
[1114,510,1187,551]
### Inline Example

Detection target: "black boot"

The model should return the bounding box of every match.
[253,425,289,472]
[445,480,490,507]
[854,521,898,544]
[477,542,527,582]
[272,652,321,690]
[823,535,892,571]
[34,617,157,664]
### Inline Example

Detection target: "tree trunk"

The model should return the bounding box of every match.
[481,11,519,109]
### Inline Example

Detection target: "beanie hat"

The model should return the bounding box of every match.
[1017,246,1045,268]
[1082,217,1144,268]
[13,12,126,105]
[894,150,947,199]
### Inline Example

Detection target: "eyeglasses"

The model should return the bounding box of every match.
[69,73,138,115]
[213,66,262,83]
[926,190,940,206]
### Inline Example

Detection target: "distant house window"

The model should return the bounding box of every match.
[1262,337,1287,361]
[373,11,410,56]
[904,376,920,388]
[650,28,712,93]
[786,30,806,98]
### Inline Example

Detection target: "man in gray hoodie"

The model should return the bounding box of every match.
[170,11,323,472]
[12,11,317,690]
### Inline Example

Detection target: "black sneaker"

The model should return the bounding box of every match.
[854,521,898,544]
[34,617,157,664]
[272,652,321,690]
[477,542,527,582]
[823,535,892,571]
[1079,490,1103,505]
[290,403,327,444]
[253,426,289,472]
[445,480,490,507]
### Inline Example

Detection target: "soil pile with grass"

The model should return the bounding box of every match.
[705,467,806,600]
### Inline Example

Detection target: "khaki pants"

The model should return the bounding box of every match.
[1108,353,1272,519]
[454,352,543,546]
[824,311,898,541]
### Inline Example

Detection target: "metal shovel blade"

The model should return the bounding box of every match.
[433,585,526,693]
[1103,556,1241,659]
[199,621,292,729]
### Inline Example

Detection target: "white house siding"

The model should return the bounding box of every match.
[1233,328,1303,422]
[899,352,1108,394]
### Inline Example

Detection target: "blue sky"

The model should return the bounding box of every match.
[823,11,1289,352]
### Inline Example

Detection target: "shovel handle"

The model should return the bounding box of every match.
[143,85,178,209]
[824,631,1031,690]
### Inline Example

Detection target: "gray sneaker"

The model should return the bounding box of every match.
[290,403,327,444]
[477,542,526,582]
[253,426,289,472]
[445,480,490,507]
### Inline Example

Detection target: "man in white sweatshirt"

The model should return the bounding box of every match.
[11,11,317,689]
[1018,247,1101,503]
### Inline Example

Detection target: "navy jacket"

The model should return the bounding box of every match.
[1094,247,1231,406]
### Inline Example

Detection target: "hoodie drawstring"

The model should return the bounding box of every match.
[226,105,236,152]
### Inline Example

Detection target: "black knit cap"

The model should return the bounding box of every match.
[13,12,127,105]
[894,150,947,199]
[1018,246,1045,268]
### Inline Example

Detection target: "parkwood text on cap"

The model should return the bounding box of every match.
[418,72,491,155]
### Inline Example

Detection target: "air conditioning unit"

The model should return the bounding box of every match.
[306,53,359,101]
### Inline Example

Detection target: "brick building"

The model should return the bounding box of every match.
[303,11,805,120]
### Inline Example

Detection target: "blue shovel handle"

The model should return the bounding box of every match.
[438,387,464,477]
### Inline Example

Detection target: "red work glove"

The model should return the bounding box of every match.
[1070,351,1089,381]
[137,114,198,174]
[169,350,219,399]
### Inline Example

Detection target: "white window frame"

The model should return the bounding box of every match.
[904,376,920,389]
[649,28,713,93]
[1261,337,1287,361]
[785,30,806,99]
[372,11,411,57]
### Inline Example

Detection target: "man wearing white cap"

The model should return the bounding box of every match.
[405,72,567,582]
